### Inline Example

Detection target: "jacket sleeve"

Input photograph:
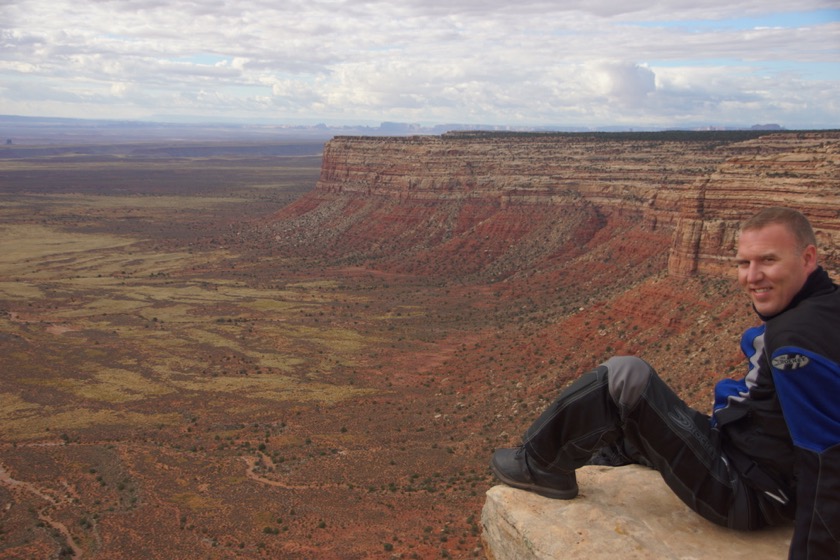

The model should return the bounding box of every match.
[770,346,840,559]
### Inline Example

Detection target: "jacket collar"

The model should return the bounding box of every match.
[755,266,836,322]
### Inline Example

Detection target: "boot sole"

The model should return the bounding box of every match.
[490,457,579,500]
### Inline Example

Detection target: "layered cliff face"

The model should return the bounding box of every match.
[667,133,840,276]
[277,131,839,280]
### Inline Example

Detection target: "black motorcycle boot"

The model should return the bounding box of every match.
[490,446,579,499]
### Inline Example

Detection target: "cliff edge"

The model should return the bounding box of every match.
[276,130,839,280]
[482,465,793,559]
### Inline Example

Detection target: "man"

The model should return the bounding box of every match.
[490,207,839,559]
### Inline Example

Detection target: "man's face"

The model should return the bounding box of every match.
[735,223,817,317]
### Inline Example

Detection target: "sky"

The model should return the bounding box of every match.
[1,0,839,129]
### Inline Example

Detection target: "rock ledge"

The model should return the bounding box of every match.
[481,465,792,559]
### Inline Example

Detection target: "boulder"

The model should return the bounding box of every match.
[481,465,793,559]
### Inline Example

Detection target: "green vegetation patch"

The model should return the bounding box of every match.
[14,368,171,404]
[0,281,45,300]
[170,326,249,351]
[0,393,40,417]
[170,375,375,405]
[237,351,306,372]
[0,224,136,270]
[129,284,243,305]
[278,324,375,354]
[240,297,312,314]
[46,249,230,281]
[0,405,181,441]
[72,368,175,403]
[53,297,149,319]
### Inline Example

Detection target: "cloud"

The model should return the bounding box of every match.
[0,0,838,127]
[582,62,657,103]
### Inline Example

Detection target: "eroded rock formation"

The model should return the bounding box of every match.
[667,133,840,276]
[286,131,839,279]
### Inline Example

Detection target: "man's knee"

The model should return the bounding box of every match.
[605,356,654,409]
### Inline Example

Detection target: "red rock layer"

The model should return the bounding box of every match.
[276,131,840,279]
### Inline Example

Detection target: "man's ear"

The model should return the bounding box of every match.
[803,244,818,272]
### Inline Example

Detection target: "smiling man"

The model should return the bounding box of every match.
[736,211,818,317]
[490,207,840,559]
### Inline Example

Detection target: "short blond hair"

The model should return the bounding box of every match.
[741,207,817,252]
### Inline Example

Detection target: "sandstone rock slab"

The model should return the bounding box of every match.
[481,465,793,560]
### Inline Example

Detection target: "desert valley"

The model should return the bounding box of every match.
[0,128,838,559]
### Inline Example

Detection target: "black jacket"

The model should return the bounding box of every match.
[713,267,840,559]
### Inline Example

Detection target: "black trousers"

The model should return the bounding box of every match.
[522,356,772,530]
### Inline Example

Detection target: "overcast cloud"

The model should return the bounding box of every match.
[1,0,838,128]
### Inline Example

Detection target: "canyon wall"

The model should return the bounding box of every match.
[310,131,839,278]
[668,133,840,276]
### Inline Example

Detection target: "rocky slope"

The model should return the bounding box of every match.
[256,128,840,417]
[272,130,839,280]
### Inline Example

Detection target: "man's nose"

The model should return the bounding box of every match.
[746,262,763,283]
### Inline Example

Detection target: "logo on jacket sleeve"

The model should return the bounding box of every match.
[771,353,811,370]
